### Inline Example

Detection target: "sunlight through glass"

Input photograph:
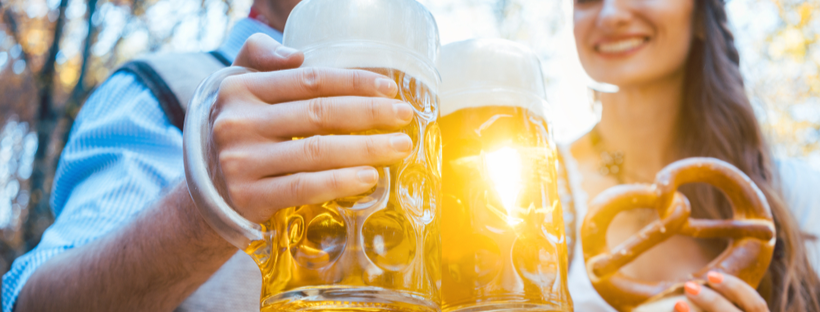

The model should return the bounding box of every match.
[485,147,523,226]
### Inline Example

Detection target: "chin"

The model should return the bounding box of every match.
[588,64,672,89]
[581,50,680,88]
[582,60,641,87]
[585,56,689,89]
[588,73,641,89]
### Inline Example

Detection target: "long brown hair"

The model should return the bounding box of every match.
[676,0,820,311]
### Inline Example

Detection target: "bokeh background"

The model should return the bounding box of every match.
[0,0,817,273]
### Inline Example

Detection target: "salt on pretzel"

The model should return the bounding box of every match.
[581,157,775,311]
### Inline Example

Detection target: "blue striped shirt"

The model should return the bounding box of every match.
[2,18,282,312]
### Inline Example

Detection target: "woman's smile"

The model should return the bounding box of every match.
[595,35,650,57]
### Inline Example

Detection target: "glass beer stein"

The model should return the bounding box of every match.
[438,39,573,312]
[183,0,442,311]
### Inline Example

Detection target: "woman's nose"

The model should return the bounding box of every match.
[597,0,633,29]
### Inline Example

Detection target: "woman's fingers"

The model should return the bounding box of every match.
[219,133,413,178]
[683,281,741,312]
[704,271,770,312]
[680,272,769,312]
[230,166,379,223]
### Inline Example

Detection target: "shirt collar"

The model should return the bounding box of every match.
[217,18,284,63]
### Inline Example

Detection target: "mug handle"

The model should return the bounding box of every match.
[183,66,266,250]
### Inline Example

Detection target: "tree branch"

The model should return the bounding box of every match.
[64,0,99,114]
[59,0,99,155]
[2,9,33,75]
[24,0,70,250]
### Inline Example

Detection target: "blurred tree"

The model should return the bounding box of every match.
[729,0,820,169]
[0,0,251,273]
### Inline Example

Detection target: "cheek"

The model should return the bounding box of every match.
[573,9,597,76]
[573,25,588,63]
[646,1,696,74]
[660,32,693,75]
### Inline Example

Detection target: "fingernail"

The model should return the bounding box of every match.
[376,78,398,97]
[394,102,414,123]
[274,46,299,58]
[390,134,413,153]
[674,300,690,312]
[707,271,724,284]
[684,282,701,296]
[357,168,378,184]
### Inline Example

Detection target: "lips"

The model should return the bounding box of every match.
[595,37,649,54]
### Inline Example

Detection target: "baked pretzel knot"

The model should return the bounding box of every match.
[581,157,775,311]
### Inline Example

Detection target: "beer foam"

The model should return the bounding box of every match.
[283,0,441,91]
[439,39,548,118]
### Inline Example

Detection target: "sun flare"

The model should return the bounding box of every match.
[485,147,523,226]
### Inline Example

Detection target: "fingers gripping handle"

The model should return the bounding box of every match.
[183,66,265,250]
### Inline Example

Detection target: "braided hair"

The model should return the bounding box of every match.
[676,0,820,311]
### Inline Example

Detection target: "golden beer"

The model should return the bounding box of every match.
[254,0,442,310]
[438,39,572,311]
[251,68,441,311]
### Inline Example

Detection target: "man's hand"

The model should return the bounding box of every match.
[211,35,414,223]
[212,33,414,223]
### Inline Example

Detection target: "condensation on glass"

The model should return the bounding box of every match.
[438,39,573,312]
[183,0,442,311]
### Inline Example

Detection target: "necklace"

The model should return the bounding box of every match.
[589,127,660,227]
[589,126,625,184]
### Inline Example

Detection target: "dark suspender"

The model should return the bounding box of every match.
[209,51,232,67]
[115,51,231,131]
[117,61,186,130]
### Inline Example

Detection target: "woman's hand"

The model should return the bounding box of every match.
[675,271,769,312]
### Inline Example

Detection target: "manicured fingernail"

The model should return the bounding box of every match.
[707,271,724,284]
[357,168,378,184]
[274,46,299,58]
[390,134,413,153]
[684,282,701,296]
[394,102,414,123]
[376,78,398,97]
[674,300,690,312]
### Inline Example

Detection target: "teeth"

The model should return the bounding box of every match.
[597,38,646,53]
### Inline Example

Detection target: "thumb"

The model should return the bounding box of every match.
[233,33,304,71]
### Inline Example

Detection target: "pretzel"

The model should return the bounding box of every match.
[581,157,775,311]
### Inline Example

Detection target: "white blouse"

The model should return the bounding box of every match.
[557,145,820,311]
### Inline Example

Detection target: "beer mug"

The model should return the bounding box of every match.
[183,0,442,311]
[438,39,573,311]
